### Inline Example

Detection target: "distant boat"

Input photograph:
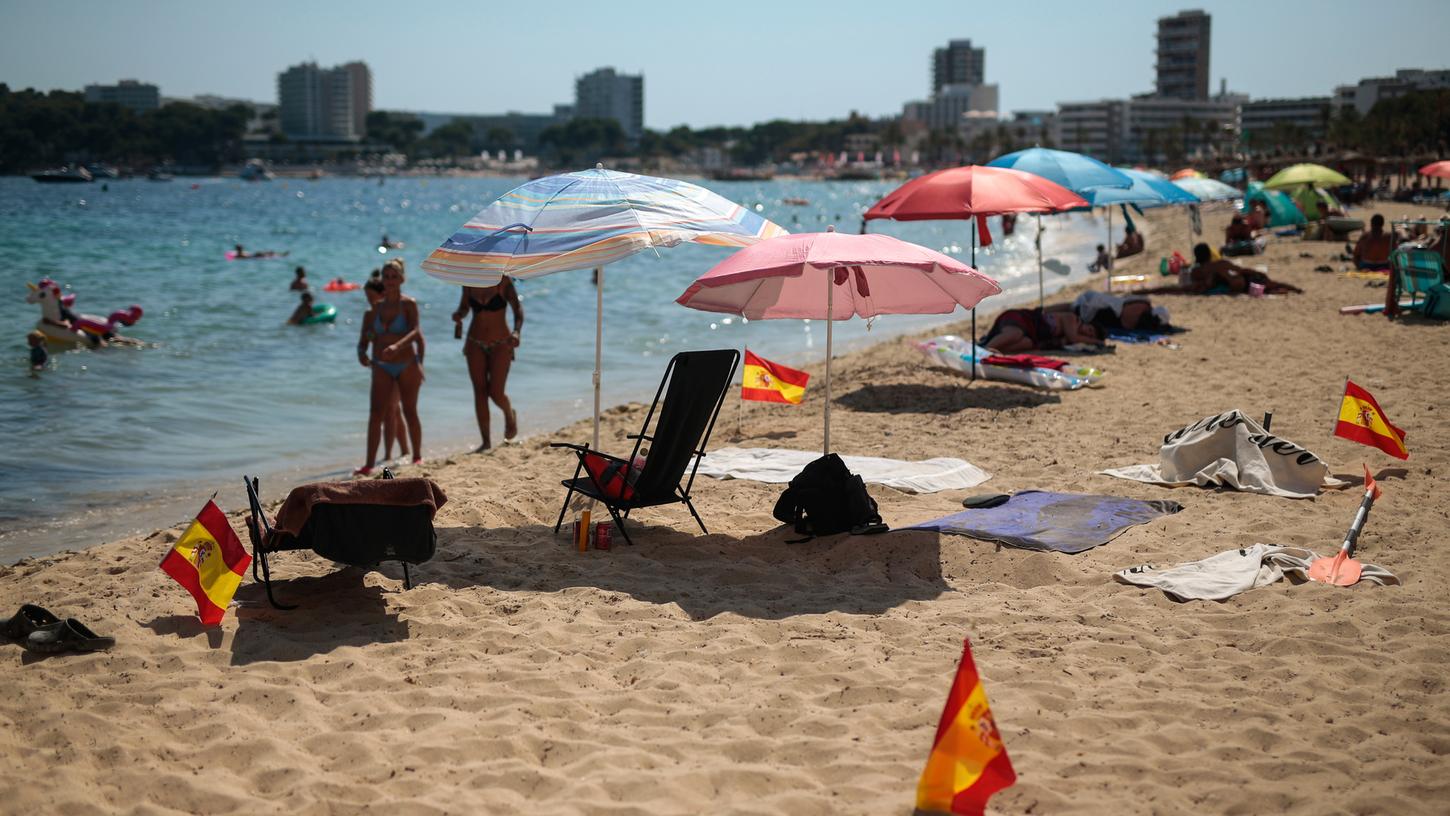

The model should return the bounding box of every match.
[86,164,120,179]
[32,166,93,184]
[239,159,274,181]
[147,168,174,182]
[709,168,775,181]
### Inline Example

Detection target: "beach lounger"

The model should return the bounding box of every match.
[551,349,739,546]
[243,471,447,609]
[1390,248,1448,317]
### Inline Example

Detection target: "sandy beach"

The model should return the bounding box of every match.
[2,202,1447,814]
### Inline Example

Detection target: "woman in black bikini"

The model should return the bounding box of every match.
[356,259,424,475]
[452,276,522,451]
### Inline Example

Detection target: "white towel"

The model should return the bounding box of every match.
[1114,544,1399,601]
[696,447,989,494]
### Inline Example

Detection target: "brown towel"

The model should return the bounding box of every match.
[270,478,448,538]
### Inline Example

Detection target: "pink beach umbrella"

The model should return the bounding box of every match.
[1419,161,1450,181]
[677,227,1000,453]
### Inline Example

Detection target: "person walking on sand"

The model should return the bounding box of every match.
[356,259,424,475]
[451,275,523,452]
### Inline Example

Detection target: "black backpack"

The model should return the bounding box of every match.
[772,454,886,539]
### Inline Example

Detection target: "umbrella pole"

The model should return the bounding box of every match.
[824,266,833,456]
[1106,206,1113,292]
[593,266,603,450]
[971,219,978,384]
[1036,212,1045,311]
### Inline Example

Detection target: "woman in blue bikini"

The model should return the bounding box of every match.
[356,259,424,475]
[451,276,523,451]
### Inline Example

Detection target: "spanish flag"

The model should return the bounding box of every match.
[1334,380,1408,460]
[742,349,808,404]
[916,639,1017,816]
[159,499,252,626]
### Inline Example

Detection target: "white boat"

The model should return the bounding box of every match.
[32,166,93,184]
[239,159,274,181]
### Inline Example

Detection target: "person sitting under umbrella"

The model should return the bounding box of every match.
[1116,224,1144,259]
[979,307,1102,353]
[1352,214,1393,271]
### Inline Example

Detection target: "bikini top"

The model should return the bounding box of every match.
[371,306,410,335]
[470,291,506,312]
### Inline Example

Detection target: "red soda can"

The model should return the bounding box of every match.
[594,521,612,550]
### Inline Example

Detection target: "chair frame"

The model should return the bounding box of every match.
[550,350,739,546]
[242,469,413,610]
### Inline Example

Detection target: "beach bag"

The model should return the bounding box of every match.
[772,453,884,539]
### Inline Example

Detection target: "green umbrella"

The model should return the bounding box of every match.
[1263,163,1350,190]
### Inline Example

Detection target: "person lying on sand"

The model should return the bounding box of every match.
[980,307,1102,353]
[1142,243,1303,295]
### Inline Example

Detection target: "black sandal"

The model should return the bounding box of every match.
[1,604,60,642]
[24,619,115,654]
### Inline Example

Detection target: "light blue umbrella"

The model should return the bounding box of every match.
[1173,176,1242,201]
[1075,169,1200,290]
[986,148,1134,306]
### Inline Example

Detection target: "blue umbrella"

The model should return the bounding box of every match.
[1174,177,1242,201]
[1077,169,1200,290]
[986,148,1134,306]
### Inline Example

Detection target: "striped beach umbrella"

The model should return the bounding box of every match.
[422,166,786,447]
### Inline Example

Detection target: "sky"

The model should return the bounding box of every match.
[3,0,1447,129]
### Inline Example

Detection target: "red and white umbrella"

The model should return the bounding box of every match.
[678,228,999,453]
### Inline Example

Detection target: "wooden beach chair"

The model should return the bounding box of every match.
[551,349,739,546]
[243,471,446,609]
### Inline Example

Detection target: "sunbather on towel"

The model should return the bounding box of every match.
[1142,244,1303,295]
[980,307,1102,353]
[1050,291,1172,335]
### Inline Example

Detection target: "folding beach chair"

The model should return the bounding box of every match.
[551,349,739,546]
[1390,248,1450,319]
[243,470,446,610]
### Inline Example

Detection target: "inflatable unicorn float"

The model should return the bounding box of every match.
[26,278,143,348]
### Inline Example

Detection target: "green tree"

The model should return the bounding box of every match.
[539,117,628,166]
[365,111,424,153]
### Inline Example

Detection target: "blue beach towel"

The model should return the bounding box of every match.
[909,491,1183,554]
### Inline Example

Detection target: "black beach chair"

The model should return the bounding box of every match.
[243,470,444,610]
[551,349,739,546]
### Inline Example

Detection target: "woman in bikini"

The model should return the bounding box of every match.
[363,276,411,463]
[979,307,1102,353]
[356,259,424,475]
[451,276,522,452]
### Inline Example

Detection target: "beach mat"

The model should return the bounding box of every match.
[696,447,988,494]
[1115,544,1400,601]
[908,491,1182,553]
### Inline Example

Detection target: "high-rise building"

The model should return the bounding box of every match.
[574,67,644,142]
[902,83,999,132]
[1155,9,1211,100]
[84,80,160,113]
[342,62,372,138]
[932,40,985,95]
[1333,69,1450,116]
[277,61,368,141]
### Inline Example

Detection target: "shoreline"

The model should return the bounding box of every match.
[1,208,1121,565]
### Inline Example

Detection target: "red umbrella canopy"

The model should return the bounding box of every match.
[1419,161,1450,180]
[864,165,1088,222]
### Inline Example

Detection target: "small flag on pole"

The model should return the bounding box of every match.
[916,639,1017,816]
[159,499,252,626]
[1334,379,1408,460]
[742,349,809,404]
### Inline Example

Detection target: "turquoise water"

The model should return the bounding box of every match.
[0,176,1109,561]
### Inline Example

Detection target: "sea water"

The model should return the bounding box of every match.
[0,176,1111,561]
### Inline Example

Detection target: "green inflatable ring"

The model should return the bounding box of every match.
[300,303,336,325]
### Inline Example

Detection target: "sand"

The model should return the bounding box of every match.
[2,202,1448,815]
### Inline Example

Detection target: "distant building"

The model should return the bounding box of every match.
[1058,95,1237,164]
[1155,9,1211,101]
[342,62,372,138]
[932,39,985,95]
[1333,69,1450,116]
[902,83,999,132]
[1005,110,1059,148]
[575,67,644,142]
[277,61,368,141]
[1241,96,1331,149]
[84,80,160,113]
[183,94,278,134]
